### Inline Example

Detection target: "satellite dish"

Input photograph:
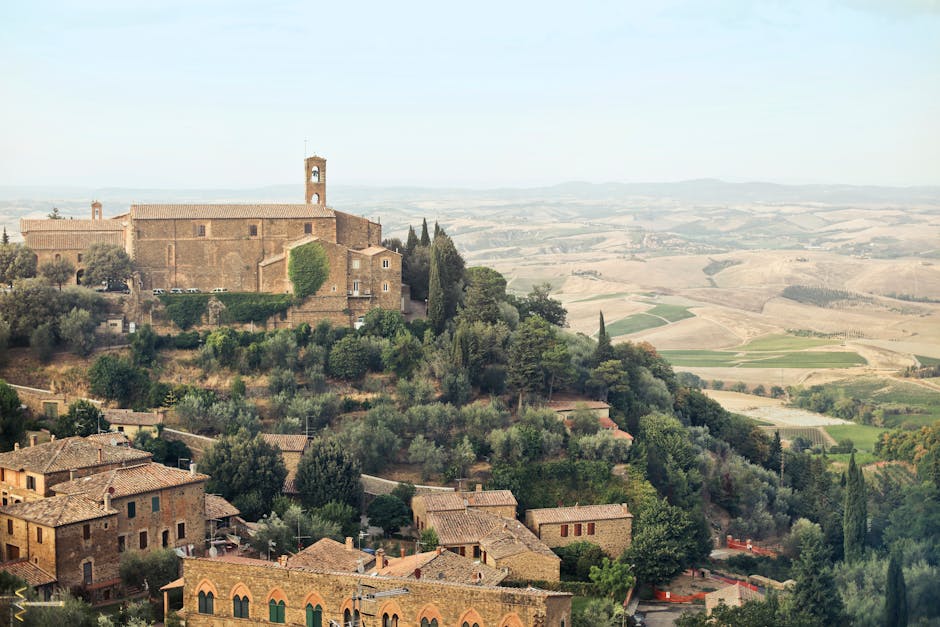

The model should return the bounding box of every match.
[209,546,218,558]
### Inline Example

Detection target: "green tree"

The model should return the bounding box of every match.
[130,323,158,367]
[420,218,431,246]
[589,558,636,601]
[0,380,25,451]
[0,243,37,285]
[30,322,57,362]
[382,330,423,378]
[48,207,63,219]
[1,228,7,245]
[295,437,363,510]
[623,498,710,585]
[459,267,506,325]
[88,355,148,407]
[419,527,439,551]
[367,494,411,535]
[39,258,75,290]
[594,311,613,364]
[118,548,180,592]
[789,522,845,625]
[844,452,868,562]
[512,282,567,327]
[288,241,330,298]
[359,308,406,339]
[572,598,621,627]
[55,399,107,437]
[405,225,419,253]
[885,554,909,627]
[507,315,558,411]
[428,232,465,332]
[80,243,133,288]
[427,243,446,333]
[328,335,368,380]
[201,430,287,520]
[58,307,96,356]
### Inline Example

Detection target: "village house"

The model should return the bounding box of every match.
[524,503,634,558]
[51,462,209,559]
[705,583,766,616]
[411,486,517,530]
[0,435,152,504]
[104,409,164,440]
[547,398,633,443]
[204,494,241,549]
[169,553,571,626]
[424,508,561,582]
[260,433,310,495]
[287,537,375,573]
[370,545,507,586]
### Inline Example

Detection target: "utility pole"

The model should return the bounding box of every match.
[294,515,310,551]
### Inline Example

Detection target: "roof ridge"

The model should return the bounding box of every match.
[40,438,69,473]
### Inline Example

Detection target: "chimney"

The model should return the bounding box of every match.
[376,548,386,568]
[621,503,628,513]
[50,434,55,442]
[69,469,76,481]
[29,435,37,447]
[345,536,354,552]
[436,546,443,555]
[400,548,405,558]
[278,554,289,567]
[97,447,103,463]
[13,443,19,451]
[475,484,483,492]
[104,492,112,510]
[413,568,421,579]
[189,462,196,476]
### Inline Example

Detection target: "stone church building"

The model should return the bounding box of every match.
[20,157,405,325]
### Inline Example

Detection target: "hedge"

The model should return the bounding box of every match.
[160,293,294,329]
[288,242,329,298]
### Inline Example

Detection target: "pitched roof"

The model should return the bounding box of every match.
[104,409,163,426]
[546,398,611,412]
[260,434,310,453]
[372,549,507,586]
[0,494,114,527]
[21,232,125,250]
[205,494,240,520]
[357,246,399,257]
[480,519,558,560]
[0,436,151,474]
[0,560,56,587]
[418,490,517,513]
[286,538,374,572]
[130,204,334,220]
[51,462,208,500]
[424,508,554,562]
[86,432,131,447]
[526,504,632,526]
[20,219,125,232]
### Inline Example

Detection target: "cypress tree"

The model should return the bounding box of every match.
[594,311,613,365]
[420,218,431,246]
[791,527,845,625]
[1,228,7,245]
[427,244,445,334]
[843,451,867,562]
[405,226,418,254]
[885,553,908,627]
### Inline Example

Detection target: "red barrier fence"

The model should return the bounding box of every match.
[726,535,779,557]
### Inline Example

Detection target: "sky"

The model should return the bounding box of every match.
[1,0,938,189]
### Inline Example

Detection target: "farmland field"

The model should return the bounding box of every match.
[737,334,837,352]
[819,377,940,427]
[763,426,830,447]
[605,313,668,336]
[823,424,887,453]
[661,349,866,369]
[646,304,695,323]
[916,354,940,366]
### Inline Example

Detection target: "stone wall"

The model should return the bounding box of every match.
[528,516,633,559]
[180,556,571,627]
[490,550,560,584]
[111,480,206,555]
[54,515,120,590]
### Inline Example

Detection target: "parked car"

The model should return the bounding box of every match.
[186,287,201,293]
[170,288,184,294]
[211,287,228,293]
[152,288,166,295]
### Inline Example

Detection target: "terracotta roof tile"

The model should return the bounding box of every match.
[372,550,507,586]
[0,560,56,586]
[131,204,334,220]
[0,436,151,474]
[260,434,310,452]
[0,494,115,527]
[205,494,240,520]
[104,409,163,427]
[22,232,125,250]
[20,219,125,232]
[425,509,555,562]
[418,490,517,513]
[526,504,632,526]
[480,520,558,560]
[51,462,207,500]
[286,538,374,572]
[86,432,131,447]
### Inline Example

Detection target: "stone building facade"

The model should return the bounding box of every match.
[524,504,633,558]
[19,156,405,327]
[412,488,518,531]
[178,554,571,627]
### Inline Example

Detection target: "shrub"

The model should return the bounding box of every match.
[288,242,329,298]
[218,293,292,324]
[160,294,209,330]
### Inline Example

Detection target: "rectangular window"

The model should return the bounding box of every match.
[77,254,83,262]
[118,535,126,553]
[353,280,360,294]
[6,520,12,535]
[26,476,35,491]
[139,530,148,549]
[560,524,568,537]
[127,501,136,519]
[82,562,92,586]
[587,522,595,535]
[83,524,91,540]
[1,469,4,481]
[162,529,169,548]
[382,258,390,269]
[36,528,42,544]
[382,282,389,292]
[248,224,258,237]
[574,523,582,536]
[152,496,160,513]
[196,224,206,237]
[177,522,186,540]
[304,223,312,234]
[352,259,360,270]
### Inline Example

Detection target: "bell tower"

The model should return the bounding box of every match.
[305,156,326,205]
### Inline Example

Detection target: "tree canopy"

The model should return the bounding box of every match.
[295,437,363,510]
[0,380,25,452]
[288,241,330,298]
[201,430,287,520]
[80,243,133,288]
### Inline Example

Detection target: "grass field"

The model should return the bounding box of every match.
[572,291,631,303]
[916,354,940,366]
[824,424,887,452]
[661,349,866,368]
[737,334,836,351]
[647,303,696,322]
[821,377,940,428]
[605,313,668,336]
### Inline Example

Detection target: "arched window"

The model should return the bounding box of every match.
[269,599,286,623]
[233,594,250,618]
[421,619,439,627]
[382,613,399,627]
[311,166,320,182]
[344,608,361,626]
[306,603,323,627]
[197,590,214,614]
[312,193,320,203]
[462,622,480,627]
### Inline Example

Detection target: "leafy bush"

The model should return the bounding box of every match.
[218,293,293,324]
[160,294,209,329]
[288,241,329,298]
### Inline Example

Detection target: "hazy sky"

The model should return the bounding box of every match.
[1,1,938,188]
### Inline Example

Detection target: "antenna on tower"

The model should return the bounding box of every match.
[304,138,308,159]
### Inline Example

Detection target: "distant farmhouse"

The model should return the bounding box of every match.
[20,156,406,326]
